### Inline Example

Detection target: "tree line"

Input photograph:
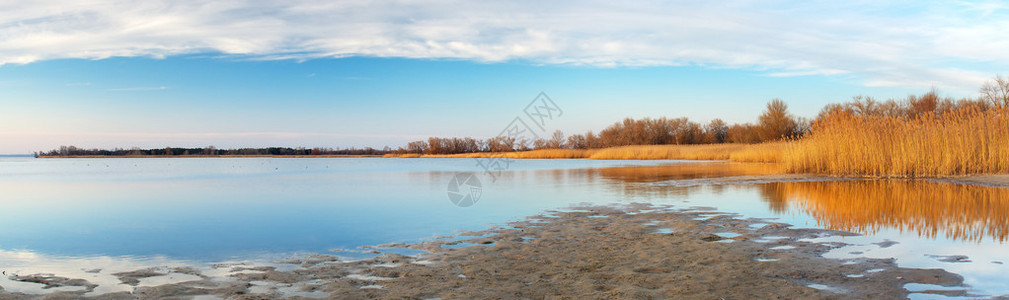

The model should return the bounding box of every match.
[394,98,807,154]
[395,74,1009,156]
[37,75,1009,158]
[35,146,391,157]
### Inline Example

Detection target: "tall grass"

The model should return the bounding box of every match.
[386,149,598,159]
[782,106,1009,177]
[587,144,747,160]
[383,144,787,162]
[727,142,786,163]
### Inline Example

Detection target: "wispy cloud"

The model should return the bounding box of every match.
[2,1,1007,91]
[105,86,168,92]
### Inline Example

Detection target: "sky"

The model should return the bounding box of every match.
[1,0,1008,154]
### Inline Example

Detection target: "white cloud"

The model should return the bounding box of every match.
[1,0,1007,91]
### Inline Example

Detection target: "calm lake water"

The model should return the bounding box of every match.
[1,157,1007,297]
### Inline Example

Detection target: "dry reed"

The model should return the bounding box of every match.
[782,106,1009,177]
[587,144,748,160]
[384,144,788,162]
[386,149,597,159]
[727,142,786,163]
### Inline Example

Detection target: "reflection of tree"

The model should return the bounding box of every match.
[762,180,1009,243]
[757,183,789,213]
[459,162,1009,243]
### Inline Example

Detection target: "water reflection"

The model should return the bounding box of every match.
[565,163,1009,244]
[3,158,1008,296]
[520,162,778,200]
[590,162,782,183]
[761,180,1009,243]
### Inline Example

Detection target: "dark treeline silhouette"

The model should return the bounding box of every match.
[395,99,807,155]
[36,145,391,158]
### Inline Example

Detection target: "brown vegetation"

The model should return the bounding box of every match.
[393,101,804,156]
[587,144,744,160]
[393,76,1009,178]
[782,90,1009,177]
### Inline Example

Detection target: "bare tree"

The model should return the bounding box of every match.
[585,131,601,149]
[566,134,587,149]
[757,99,798,142]
[705,119,728,143]
[546,130,565,149]
[406,141,428,153]
[532,138,548,149]
[980,75,1009,107]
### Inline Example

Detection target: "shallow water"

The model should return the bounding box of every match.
[0,157,1007,297]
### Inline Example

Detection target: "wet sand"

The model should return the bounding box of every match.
[0,204,972,299]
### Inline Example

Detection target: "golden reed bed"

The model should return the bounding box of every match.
[383,143,785,162]
[782,106,1009,177]
[387,106,1009,178]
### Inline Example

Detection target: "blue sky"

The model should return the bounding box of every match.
[1,1,1008,154]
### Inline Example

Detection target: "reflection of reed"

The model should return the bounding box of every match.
[762,180,1009,243]
[571,163,780,199]
[593,163,781,183]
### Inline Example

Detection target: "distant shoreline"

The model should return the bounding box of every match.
[30,154,1009,189]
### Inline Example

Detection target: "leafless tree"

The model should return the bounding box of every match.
[757,99,798,141]
[546,130,565,149]
[705,119,728,143]
[566,134,587,149]
[980,75,1009,107]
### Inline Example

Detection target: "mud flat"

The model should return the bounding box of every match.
[0,204,974,299]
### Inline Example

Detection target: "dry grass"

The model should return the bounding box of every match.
[587,144,748,160]
[384,144,788,162]
[766,180,1009,242]
[782,107,1009,177]
[727,142,787,163]
[387,105,1009,177]
[386,149,597,159]
[383,153,422,158]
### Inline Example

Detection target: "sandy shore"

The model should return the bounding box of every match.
[0,204,973,299]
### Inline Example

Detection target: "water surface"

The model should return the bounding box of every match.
[1,157,1007,297]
